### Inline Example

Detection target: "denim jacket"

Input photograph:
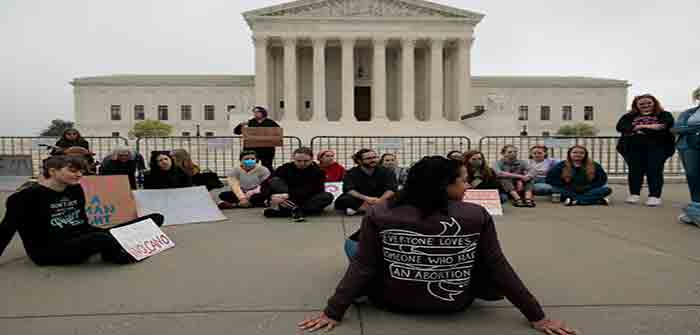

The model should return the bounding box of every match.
[672,106,700,150]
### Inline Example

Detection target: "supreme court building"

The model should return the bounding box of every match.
[72,0,629,140]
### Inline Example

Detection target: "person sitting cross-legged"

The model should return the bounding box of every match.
[0,156,164,265]
[494,145,536,208]
[143,152,193,189]
[334,149,398,216]
[545,145,612,206]
[263,147,334,222]
[298,156,577,335]
[218,150,270,209]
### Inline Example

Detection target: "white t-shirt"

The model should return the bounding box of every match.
[227,165,270,191]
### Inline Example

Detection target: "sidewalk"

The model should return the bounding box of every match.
[1,184,699,334]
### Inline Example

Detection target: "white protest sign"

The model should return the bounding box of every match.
[462,189,503,216]
[32,138,57,147]
[376,138,402,153]
[325,182,343,201]
[132,186,227,226]
[543,138,575,149]
[109,218,174,261]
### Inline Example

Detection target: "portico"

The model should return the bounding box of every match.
[244,0,483,133]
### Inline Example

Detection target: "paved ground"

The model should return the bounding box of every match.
[1,184,699,334]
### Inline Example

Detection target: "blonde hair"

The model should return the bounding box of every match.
[693,87,700,104]
[171,149,198,176]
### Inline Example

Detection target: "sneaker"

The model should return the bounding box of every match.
[291,208,306,222]
[346,208,358,216]
[625,195,640,204]
[679,214,699,227]
[263,208,286,218]
[645,197,662,207]
[563,198,577,206]
[599,197,610,206]
[217,201,235,210]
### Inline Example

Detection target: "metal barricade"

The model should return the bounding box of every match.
[134,136,303,176]
[477,136,685,176]
[310,136,471,168]
[0,136,129,177]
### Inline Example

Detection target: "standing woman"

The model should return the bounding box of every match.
[234,106,280,172]
[672,87,700,226]
[52,128,90,154]
[616,94,675,207]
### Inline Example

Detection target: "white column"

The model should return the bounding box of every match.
[253,35,269,109]
[456,37,473,121]
[341,37,355,122]
[283,37,298,121]
[312,37,326,122]
[372,37,387,121]
[401,37,416,122]
[430,37,445,121]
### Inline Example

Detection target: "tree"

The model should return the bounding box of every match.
[40,119,74,136]
[129,120,173,138]
[556,123,599,136]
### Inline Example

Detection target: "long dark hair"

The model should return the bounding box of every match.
[463,150,493,180]
[561,145,595,183]
[391,156,463,217]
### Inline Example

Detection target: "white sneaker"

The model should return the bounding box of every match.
[679,214,700,227]
[645,197,662,207]
[625,195,640,204]
[346,208,357,216]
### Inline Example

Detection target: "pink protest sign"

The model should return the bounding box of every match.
[462,190,503,216]
[79,175,138,227]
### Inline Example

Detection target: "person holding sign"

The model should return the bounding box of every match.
[233,106,280,172]
[0,156,164,265]
[494,145,536,208]
[263,147,334,222]
[545,145,612,206]
[299,156,577,335]
[218,150,271,209]
[334,149,398,216]
[317,150,346,183]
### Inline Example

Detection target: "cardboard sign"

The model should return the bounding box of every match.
[0,155,33,176]
[325,182,343,201]
[132,186,226,226]
[462,189,503,216]
[242,127,283,147]
[79,175,138,227]
[109,218,174,261]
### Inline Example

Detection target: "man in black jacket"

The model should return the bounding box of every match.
[233,106,281,172]
[263,147,333,222]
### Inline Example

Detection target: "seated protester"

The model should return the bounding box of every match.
[379,153,408,188]
[299,156,577,335]
[334,149,398,216]
[143,152,193,189]
[494,145,536,208]
[317,150,346,183]
[218,150,271,209]
[264,147,334,222]
[171,149,223,191]
[99,146,139,189]
[0,156,164,265]
[464,150,508,204]
[546,145,612,206]
[446,150,465,161]
[528,145,558,196]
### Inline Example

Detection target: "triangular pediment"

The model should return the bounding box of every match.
[244,0,484,20]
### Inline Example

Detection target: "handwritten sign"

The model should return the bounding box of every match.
[109,218,174,261]
[79,175,138,227]
[133,186,226,226]
[462,190,503,216]
[325,182,343,201]
[0,155,33,176]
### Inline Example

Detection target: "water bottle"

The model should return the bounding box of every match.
[551,193,561,203]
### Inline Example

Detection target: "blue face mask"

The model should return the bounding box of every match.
[242,159,257,168]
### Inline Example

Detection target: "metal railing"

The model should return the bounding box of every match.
[0,136,129,176]
[310,136,471,168]
[134,136,303,176]
[478,136,685,176]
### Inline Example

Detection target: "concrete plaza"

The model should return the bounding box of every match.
[1,184,699,334]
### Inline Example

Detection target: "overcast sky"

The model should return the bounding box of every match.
[0,0,698,136]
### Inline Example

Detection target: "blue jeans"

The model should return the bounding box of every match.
[552,186,612,205]
[679,148,700,203]
[533,177,553,195]
[344,239,359,259]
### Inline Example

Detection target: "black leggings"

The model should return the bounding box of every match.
[625,144,668,197]
[31,214,165,266]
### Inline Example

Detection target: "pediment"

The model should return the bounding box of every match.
[244,0,484,20]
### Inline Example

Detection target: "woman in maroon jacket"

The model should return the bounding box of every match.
[299,156,576,334]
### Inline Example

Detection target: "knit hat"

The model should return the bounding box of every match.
[317,149,334,161]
